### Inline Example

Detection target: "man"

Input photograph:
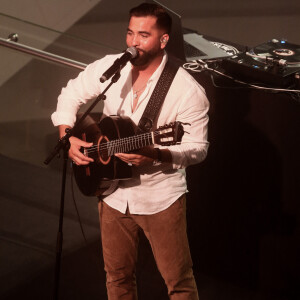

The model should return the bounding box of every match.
[52,3,209,299]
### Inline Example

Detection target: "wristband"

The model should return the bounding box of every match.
[152,148,162,166]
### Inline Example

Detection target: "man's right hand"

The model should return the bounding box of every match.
[68,136,94,165]
[59,125,94,165]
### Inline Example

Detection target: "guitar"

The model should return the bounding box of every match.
[72,114,185,197]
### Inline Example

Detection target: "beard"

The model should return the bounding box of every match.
[130,47,162,67]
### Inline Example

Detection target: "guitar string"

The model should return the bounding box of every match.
[85,132,152,152]
[83,131,168,156]
[85,134,153,155]
[84,131,159,152]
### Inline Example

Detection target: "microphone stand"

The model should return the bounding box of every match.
[44,71,121,300]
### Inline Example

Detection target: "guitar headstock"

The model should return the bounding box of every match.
[153,121,185,146]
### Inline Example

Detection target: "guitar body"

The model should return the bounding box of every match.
[73,115,135,197]
[72,113,185,197]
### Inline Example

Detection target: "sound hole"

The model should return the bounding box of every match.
[97,135,111,165]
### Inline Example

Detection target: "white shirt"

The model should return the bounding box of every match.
[52,52,209,215]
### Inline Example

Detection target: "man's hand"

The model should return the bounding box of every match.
[115,147,156,167]
[68,136,94,165]
[115,146,171,167]
[59,125,93,165]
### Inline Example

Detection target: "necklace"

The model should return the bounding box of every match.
[133,84,147,99]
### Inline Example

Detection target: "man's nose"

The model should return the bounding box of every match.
[131,35,140,47]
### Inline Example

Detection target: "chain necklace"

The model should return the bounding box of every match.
[133,84,147,99]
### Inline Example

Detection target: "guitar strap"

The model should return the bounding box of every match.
[137,57,180,133]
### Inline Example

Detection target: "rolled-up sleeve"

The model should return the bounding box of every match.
[165,72,209,169]
[51,57,110,127]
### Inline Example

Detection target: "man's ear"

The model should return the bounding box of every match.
[160,34,169,49]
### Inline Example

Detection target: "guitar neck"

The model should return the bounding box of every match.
[107,131,154,156]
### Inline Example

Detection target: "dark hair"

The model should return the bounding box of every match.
[129,3,172,34]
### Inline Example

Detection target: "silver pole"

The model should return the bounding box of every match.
[0,34,87,70]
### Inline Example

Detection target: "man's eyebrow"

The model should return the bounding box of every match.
[127,28,150,35]
[138,31,150,35]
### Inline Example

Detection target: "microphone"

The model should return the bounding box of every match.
[100,47,138,83]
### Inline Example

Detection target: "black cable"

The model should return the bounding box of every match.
[183,60,300,101]
[70,166,89,246]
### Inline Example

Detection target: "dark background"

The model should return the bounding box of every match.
[0,0,299,299]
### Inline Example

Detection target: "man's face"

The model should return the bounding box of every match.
[126,16,168,67]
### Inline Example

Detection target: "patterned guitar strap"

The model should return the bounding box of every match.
[137,57,180,134]
[99,58,181,198]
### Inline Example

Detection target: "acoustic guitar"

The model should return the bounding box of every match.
[72,115,185,197]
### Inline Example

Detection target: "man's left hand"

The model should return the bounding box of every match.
[115,147,156,166]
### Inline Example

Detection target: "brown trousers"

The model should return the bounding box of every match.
[98,194,199,300]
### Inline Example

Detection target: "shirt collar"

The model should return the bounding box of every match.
[147,51,168,83]
[127,50,168,84]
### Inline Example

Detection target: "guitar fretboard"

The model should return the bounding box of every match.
[107,132,153,156]
[84,131,154,158]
